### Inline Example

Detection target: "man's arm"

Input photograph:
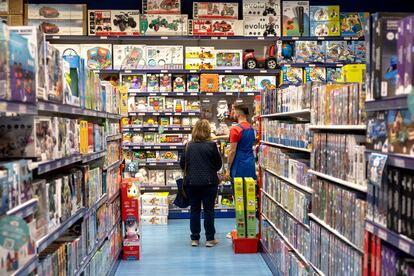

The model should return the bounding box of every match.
[227,142,237,174]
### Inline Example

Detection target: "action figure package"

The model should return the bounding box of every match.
[215,49,243,70]
[159,73,172,92]
[325,41,355,63]
[309,5,340,36]
[386,109,414,155]
[282,1,310,36]
[172,75,186,92]
[276,40,295,64]
[146,74,160,92]
[340,12,369,38]
[243,0,281,16]
[80,44,112,70]
[193,2,238,19]
[88,10,140,36]
[219,75,244,92]
[121,74,147,93]
[113,45,146,70]
[190,19,244,36]
[305,67,326,83]
[145,45,184,69]
[143,0,181,14]
[243,15,281,37]
[256,76,276,92]
[139,14,188,36]
[186,74,200,92]
[295,41,325,63]
[281,66,303,86]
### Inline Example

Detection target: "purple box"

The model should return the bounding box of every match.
[396,19,405,95]
[404,16,414,95]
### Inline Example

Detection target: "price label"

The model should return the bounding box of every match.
[149,163,156,166]
[154,146,161,149]
[165,113,172,115]
[100,36,108,40]
[161,36,169,40]
[138,113,145,116]
[161,93,168,96]
[398,239,410,253]
[393,158,405,168]
[170,146,177,149]
[260,69,268,73]
[52,35,60,39]
[203,100,210,103]
[149,128,156,131]
[257,37,265,40]
[167,163,174,166]
[309,64,316,67]
[225,70,232,73]
[211,37,218,40]
[378,229,387,240]
[247,93,254,96]
[184,128,191,131]
[206,93,213,96]
[176,112,182,115]
[153,112,160,116]
[292,37,300,40]
[190,93,198,96]
[189,113,195,116]
[145,146,151,149]
[344,37,351,40]
[190,70,197,73]
[153,187,160,190]
[317,36,325,40]
[124,70,132,74]
[177,93,184,96]
[181,210,189,213]
[150,93,156,96]
[221,209,228,212]
[161,70,168,73]
[220,37,228,40]
[336,64,344,68]
[226,92,233,96]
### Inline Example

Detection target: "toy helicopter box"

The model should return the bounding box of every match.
[244,178,256,238]
[145,45,184,69]
[143,0,181,14]
[282,66,303,86]
[190,19,244,36]
[113,45,146,70]
[340,12,369,38]
[193,2,238,20]
[305,67,327,82]
[282,1,310,36]
[80,44,113,70]
[139,14,188,36]
[243,15,281,37]
[215,49,243,70]
[243,0,281,16]
[88,10,140,36]
[234,177,246,238]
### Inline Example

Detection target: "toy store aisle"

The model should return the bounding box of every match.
[115,219,272,276]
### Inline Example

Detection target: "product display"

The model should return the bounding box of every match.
[140,14,188,36]
[282,1,310,37]
[88,10,140,36]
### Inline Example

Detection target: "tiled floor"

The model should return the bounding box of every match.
[115,218,273,276]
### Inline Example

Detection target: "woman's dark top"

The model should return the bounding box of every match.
[180,141,222,186]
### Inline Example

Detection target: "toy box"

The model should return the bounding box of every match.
[215,49,243,70]
[159,151,179,162]
[81,44,112,70]
[164,98,174,112]
[187,74,200,92]
[325,41,354,63]
[310,6,339,21]
[142,215,168,225]
[326,67,343,82]
[146,151,159,162]
[132,97,146,112]
[143,0,181,14]
[243,76,257,92]
[146,45,183,69]
[0,0,23,14]
[310,21,340,37]
[147,74,160,92]
[172,74,185,92]
[340,12,368,38]
[166,170,182,186]
[0,162,19,210]
[113,45,146,70]
[148,170,165,186]
[243,15,281,37]
[404,16,414,95]
[234,177,246,238]
[387,109,414,155]
[121,74,147,93]
[244,178,256,238]
[61,55,82,107]
[276,40,295,64]
[174,99,184,112]
[256,76,276,92]
[305,67,326,82]
[185,46,215,70]
[88,10,140,36]
[219,75,244,92]
[200,74,219,92]
[139,14,188,36]
[353,41,366,64]
[193,2,238,19]
[141,192,169,206]
[142,205,168,216]
[282,1,310,36]
[159,73,172,92]
[295,41,325,63]
[0,15,24,26]
[190,19,244,36]
[243,0,281,16]
[148,96,165,112]
[0,169,8,215]
[282,67,303,86]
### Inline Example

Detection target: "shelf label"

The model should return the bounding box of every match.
[175,112,181,115]
[220,37,228,40]
[100,36,108,40]
[202,100,211,103]
[161,93,168,96]
[260,69,268,73]
[398,239,410,253]
[189,70,197,73]
[166,163,174,166]
[189,113,195,116]
[124,70,132,73]
[336,64,344,68]
[170,146,177,149]
[309,64,316,67]
[190,93,198,96]
[247,93,254,96]
[149,163,156,166]
[221,209,228,212]
[161,70,168,73]
[225,70,232,73]
[152,187,160,190]
[161,36,169,40]
[206,93,213,96]
[181,210,189,213]
[177,93,184,96]
[257,37,265,40]
[317,36,325,40]
[165,113,172,115]
[145,146,151,149]
[226,92,233,95]
[52,35,60,39]
[344,37,351,40]
[378,229,387,240]
[154,146,161,149]
[149,128,156,131]
[150,93,156,96]
[211,36,218,40]
[184,128,191,131]
[153,112,160,116]
[292,37,300,40]
[138,113,145,116]
[393,158,405,168]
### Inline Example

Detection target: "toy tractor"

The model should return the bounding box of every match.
[149,17,168,31]
[113,12,137,32]
[160,0,180,10]
[243,44,278,70]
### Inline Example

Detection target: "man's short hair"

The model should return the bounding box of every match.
[233,103,249,116]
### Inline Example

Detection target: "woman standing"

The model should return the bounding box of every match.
[180,119,222,247]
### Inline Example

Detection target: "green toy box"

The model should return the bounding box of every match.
[234,177,246,238]
[244,178,256,238]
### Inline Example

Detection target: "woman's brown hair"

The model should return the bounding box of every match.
[192,119,211,142]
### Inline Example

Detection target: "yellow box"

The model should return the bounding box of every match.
[244,178,256,238]
[234,177,246,238]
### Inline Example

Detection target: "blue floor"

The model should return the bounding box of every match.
[116,218,273,276]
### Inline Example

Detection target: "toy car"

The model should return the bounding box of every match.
[213,21,232,32]
[39,6,60,18]
[243,44,278,70]
[113,12,137,32]
[40,22,60,34]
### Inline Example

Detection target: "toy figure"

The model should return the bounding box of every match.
[125,216,140,239]
[173,75,185,92]
[216,100,229,121]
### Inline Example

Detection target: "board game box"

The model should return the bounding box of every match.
[234,177,246,238]
[145,45,183,69]
[193,2,238,19]
[305,67,327,82]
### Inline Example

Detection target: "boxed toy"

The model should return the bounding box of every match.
[234,177,246,238]
[88,10,140,36]
[276,40,295,64]
[219,75,244,92]
[0,0,23,14]
[61,55,81,107]
[200,74,219,92]
[166,170,182,186]
[190,19,244,36]
[243,0,281,16]
[148,170,165,186]
[244,178,256,238]
[145,151,159,162]
[143,0,181,14]
[113,45,146,70]
[310,6,339,21]
[326,67,343,82]
[172,75,186,92]
[164,98,174,112]
[159,73,172,92]
[142,205,168,216]
[141,192,169,206]
[193,2,238,19]
[243,76,257,92]
[340,12,368,38]
[14,160,33,206]
[282,1,310,36]
[187,74,200,92]
[305,67,326,82]
[185,47,215,70]
[243,15,281,37]
[147,74,160,92]
[121,74,147,93]
[309,5,340,37]
[353,41,366,64]
[215,49,243,70]
[139,14,188,36]
[81,44,112,70]
[404,16,414,95]
[0,169,8,215]
[142,215,168,225]
[159,151,179,162]
[282,67,303,86]
[256,76,276,92]
[295,41,325,63]
[146,45,184,69]
[123,245,140,261]
[325,41,354,63]
[387,109,414,155]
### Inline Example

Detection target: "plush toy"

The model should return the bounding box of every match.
[127,182,140,199]
[216,100,229,121]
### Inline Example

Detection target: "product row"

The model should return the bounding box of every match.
[312,178,366,249]
[124,150,180,169]
[140,191,169,225]
[127,167,182,187]
[366,109,414,156]
[262,119,311,150]
[123,133,190,146]
[310,221,363,275]
[311,133,366,186]
[127,97,200,113]
[261,84,311,115]
[311,83,365,126]
[121,116,199,128]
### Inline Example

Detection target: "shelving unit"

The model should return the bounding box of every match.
[262,167,313,194]
[260,140,312,153]
[308,170,368,193]
[6,198,38,218]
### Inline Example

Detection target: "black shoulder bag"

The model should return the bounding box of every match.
[174,143,190,208]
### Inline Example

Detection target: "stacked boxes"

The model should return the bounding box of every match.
[234,177,257,239]
[141,192,169,225]
[234,178,246,238]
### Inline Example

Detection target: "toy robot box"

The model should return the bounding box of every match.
[282,1,310,37]
[243,15,281,37]
[215,49,243,70]
[244,178,256,238]
[80,44,113,70]
[190,19,244,36]
[113,45,146,70]
[139,14,188,36]
[243,0,281,16]
[193,2,238,20]
[145,45,184,69]
[143,0,181,14]
[88,10,140,36]
[340,12,369,38]
[234,177,246,238]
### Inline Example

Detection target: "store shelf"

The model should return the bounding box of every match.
[11,256,39,276]
[103,160,122,171]
[123,126,192,132]
[75,233,108,276]
[169,208,235,219]
[261,167,313,194]
[309,213,363,254]
[37,208,86,253]
[129,92,200,97]
[123,144,185,150]
[365,96,408,112]
[366,219,414,257]
[201,92,260,96]
[140,186,178,191]
[308,170,367,193]
[260,242,280,276]
[82,150,107,163]
[365,149,414,169]
[6,198,38,218]
[260,140,311,153]
[128,111,200,116]
[139,161,181,167]
[107,249,122,276]
[106,133,122,141]
[38,101,107,119]
[261,189,309,230]
[107,113,122,120]
[309,262,326,276]
[87,194,108,215]
[108,190,120,203]
[0,100,37,115]
[308,125,366,131]
[101,68,280,74]
[261,213,310,267]
[261,109,310,119]
[36,154,82,175]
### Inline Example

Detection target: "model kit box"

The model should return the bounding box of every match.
[143,0,181,14]
[190,19,244,36]
[340,12,368,38]
[305,67,326,82]
[244,178,256,238]
[215,49,243,70]
[113,45,146,70]
[88,10,140,36]
[80,44,112,70]
[139,14,188,36]
[145,45,183,69]
[234,177,246,238]
[282,1,310,36]
[243,0,281,16]
[193,2,238,19]
[325,41,354,63]
[243,15,281,37]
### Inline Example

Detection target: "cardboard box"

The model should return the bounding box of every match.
[244,178,256,238]
[113,45,146,70]
[281,67,303,86]
[340,12,368,38]
[282,1,310,36]
[141,192,169,206]
[145,45,183,70]
[193,2,238,19]
[123,245,140,260]
[243,0,281,16]
[142,215,168,224]
[139,14,188,36]
[0,15,23,25]
[234,177,246,238]
[143,0,181,14]
[0,0,23,15]
[405,17,414,95]
[80,44,113,70]
[243,15,281,37]
[141,205,168,216]
[185,46,215,70]
[215,49,243,70]
[88,10,140,36]
[305,67,326,82]
[190,19,244,36]
[310,21,340,36]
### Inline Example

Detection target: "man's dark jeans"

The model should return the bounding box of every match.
[188,185,218,241]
